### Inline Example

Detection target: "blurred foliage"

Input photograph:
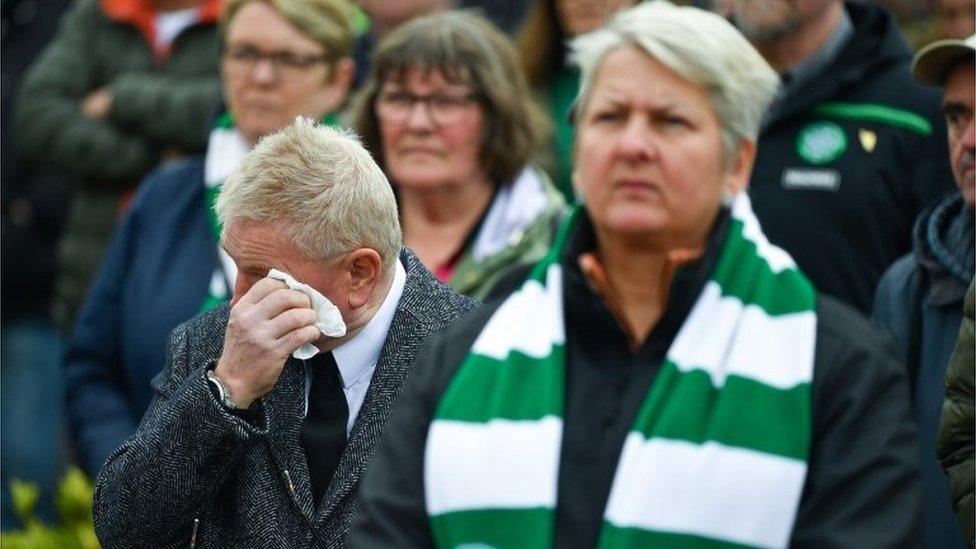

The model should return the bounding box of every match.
[0,467,99,549]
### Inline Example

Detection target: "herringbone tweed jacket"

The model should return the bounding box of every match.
[93,251,477,548]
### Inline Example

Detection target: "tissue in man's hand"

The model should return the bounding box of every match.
[267,268,346,359]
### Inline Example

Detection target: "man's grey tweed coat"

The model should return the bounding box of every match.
[93,251,477,548]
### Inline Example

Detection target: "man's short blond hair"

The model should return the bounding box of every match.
[216,118,402,272]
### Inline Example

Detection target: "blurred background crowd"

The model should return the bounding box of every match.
[1,0,973,546]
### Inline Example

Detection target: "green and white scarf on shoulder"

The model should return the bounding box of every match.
[199,112,340,312]
[424,194,817,549]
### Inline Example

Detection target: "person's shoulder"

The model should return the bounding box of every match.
[66,0,122,30]
[866,60,942,115]
[73,0,105,19]
[170,304,228,349]
[399,249,481,330]
[872,253,922,321]
[130,157,206,210]
[418,298,502,375]
[876,253,920,297]
[155,305,228,388]
[818,294,893,349]
[837,5,943,120]
[814,294,902,386]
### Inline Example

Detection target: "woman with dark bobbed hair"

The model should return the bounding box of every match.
[351,11,565,301]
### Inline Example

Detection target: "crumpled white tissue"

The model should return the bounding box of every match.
[267,268,346,359]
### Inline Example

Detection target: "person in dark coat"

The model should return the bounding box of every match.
[873,32,975,549]
[92,119,477,548]
[939,280,975,547]
[349,3,922,547]
[12,0,223,331]
[733,0,954,314]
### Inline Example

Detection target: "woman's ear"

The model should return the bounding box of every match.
[725,137,756,195]
[344,248,382,309]
[322,57,356,113]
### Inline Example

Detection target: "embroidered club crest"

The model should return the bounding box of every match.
[796,121,847,165]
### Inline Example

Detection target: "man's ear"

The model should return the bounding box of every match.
[725,137,756,194]
[344,248,382,309]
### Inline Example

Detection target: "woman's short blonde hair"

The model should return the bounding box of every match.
[216,118,402,272]
[571,1,778,162]
[350,10,550,186]
[220,0,356,61]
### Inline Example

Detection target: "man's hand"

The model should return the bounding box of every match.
[81,88,113,119]
[212,278,320,409]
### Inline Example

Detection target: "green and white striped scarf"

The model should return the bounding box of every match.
[200,112,340,312]
[424,194,817,549]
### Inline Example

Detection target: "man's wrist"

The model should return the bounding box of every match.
[206,365,253,410]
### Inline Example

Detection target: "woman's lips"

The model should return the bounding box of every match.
[615,179,658,192]
[399,147,442,157]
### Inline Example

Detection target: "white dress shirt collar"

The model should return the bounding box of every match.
[302,257,407,435]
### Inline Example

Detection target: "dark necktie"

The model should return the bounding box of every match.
[300,351,349,507]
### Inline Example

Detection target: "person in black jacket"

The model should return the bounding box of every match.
[733,0,953,314]
[873,33,974,549]
[349,3,922,547]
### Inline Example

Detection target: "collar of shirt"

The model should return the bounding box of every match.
[781,9,853,94]
[765,9,854,123]
[302,257,408,434]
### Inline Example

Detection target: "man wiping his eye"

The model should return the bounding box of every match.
[93,118,477,548]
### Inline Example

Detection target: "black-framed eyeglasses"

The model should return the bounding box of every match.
[222,44,332,75]
[376,90,480,126]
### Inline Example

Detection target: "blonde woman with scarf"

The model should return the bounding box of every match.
[63,0,355,478]
[349,2,923,548]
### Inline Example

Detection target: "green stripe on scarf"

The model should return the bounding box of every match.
[632,362,810,461]
[712,219,815,315]
[599,524,755,549]
[436,348,566,422]
[431,508,554,549]
[425,196,816,549]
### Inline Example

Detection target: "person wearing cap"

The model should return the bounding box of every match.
[731,0,954,315]
[872,33,975,549]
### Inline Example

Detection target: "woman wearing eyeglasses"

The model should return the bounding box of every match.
[351,11,566,301]
[63,0,356,478]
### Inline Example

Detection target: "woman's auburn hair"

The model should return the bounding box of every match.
[349,10,551,186]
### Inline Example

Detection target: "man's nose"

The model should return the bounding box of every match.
[962,115,975,150]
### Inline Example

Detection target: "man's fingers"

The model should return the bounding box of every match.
[278,324,322,353]
[258,288,313,318]
[269,307,318,339]
[237,277,287,306]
